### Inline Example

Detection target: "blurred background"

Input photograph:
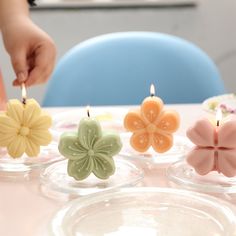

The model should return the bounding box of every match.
[0,0,235,103]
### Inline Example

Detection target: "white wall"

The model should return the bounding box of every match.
[0,0,236,104]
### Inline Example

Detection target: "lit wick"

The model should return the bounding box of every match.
[216,108,222,127]
[87,105,90,118]
[150,84,155,97]
[21,83,27,105]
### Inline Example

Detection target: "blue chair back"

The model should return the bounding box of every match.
[43,32,225,106]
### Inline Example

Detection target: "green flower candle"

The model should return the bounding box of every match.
[58,110,122,181]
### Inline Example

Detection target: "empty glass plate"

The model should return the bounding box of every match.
[167,161,236,193]
[48,187,236,236]
[120,133,192,164]
[0,142,62,172]
[40,158,143,200]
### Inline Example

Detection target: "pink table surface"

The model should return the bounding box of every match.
[1,104,236,236]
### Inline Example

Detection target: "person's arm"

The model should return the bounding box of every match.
[0,0,56,87]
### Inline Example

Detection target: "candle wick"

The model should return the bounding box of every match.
[151,93,154,97]
[22,97,26,105]
[217,120,220,127]
[87,110,90,118]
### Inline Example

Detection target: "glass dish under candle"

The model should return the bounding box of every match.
[48,187,236,236]
[40,158,143,200]
[119,133,192,165]
[0,142,63,172]
[167,161,236,193]
[51,108,128,140]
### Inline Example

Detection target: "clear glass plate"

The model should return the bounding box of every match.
[0,142,63,172]
[202,93,236,115]
[119,133,192,164]
[40,158,143,200]
[167,161,236,193]
[48,187,236,236]
[51,108,128,140]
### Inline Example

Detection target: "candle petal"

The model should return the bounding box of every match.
[152,133,173,153]
[58,133,88,160]
[141,97,163,123]
[0,115,20,132]
[25,138,40,157]
[218,119,236,149]
[130,132,151,152]
[29,130,52,146]
[67,157,94,180]
[187,119,215,147]
[78,118,102,149]
[124,111,146,132]
[186,147,215,175]
[7,136,25,158]
[218,149,236,177]
[156,111,180,133]
[23,99,41,126]
[30,113,52,130]
[0,132,16,146]
[94,135,122,156]
[6,99,23,124]
[93,153,115,179]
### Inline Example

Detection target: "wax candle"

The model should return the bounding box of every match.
[186,109,236,177]
[124,84,180,153]
[0,84,52,158]
[58,107,122,181]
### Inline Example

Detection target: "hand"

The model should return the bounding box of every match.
[1,16,56,87]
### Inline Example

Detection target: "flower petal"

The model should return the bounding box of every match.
[130,131,151,152]
[187,119,215,147]
[29,130,52,146]
[59,132,87,160]
[186,147,215,175]
[7,136,25,158]
[156,110,180,133]
[25,138,40,157]
[6,99,24,124]
[141,97,163,123]
[94,134,122,156]
[0,115,20,133]
[152,132,173,153]
[23,99,41,126]
[93,153,115,179]
[29,113,52,130]
[218,118,236,149]
[218,149,236,177]
[124,111,146,132]
[78,118,102,149]
[67,156,93,180]
[0,132,17,146]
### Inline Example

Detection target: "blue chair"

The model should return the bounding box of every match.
[43,32,225,106]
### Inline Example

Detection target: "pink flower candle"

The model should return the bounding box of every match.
[186,109,236,177]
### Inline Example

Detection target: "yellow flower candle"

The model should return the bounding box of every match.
[0,84,52,158]
[124,84,180,153]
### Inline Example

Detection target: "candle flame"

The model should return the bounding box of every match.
[21,83,27,104]
[150,84,155,97]
[216,108,222,126]
[86,105,90,117]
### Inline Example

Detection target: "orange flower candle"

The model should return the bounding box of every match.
[124,85,180,153]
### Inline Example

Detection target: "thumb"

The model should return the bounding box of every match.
[10,50,28,83]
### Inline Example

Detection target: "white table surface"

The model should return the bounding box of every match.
[1,104,235,236]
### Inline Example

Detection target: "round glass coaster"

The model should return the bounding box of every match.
[48,187,236,236]
[51,108,127,140]
[0,142,63,172]
[120,133,192,164]
[40,158,143,199]
[167,161,236,193]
